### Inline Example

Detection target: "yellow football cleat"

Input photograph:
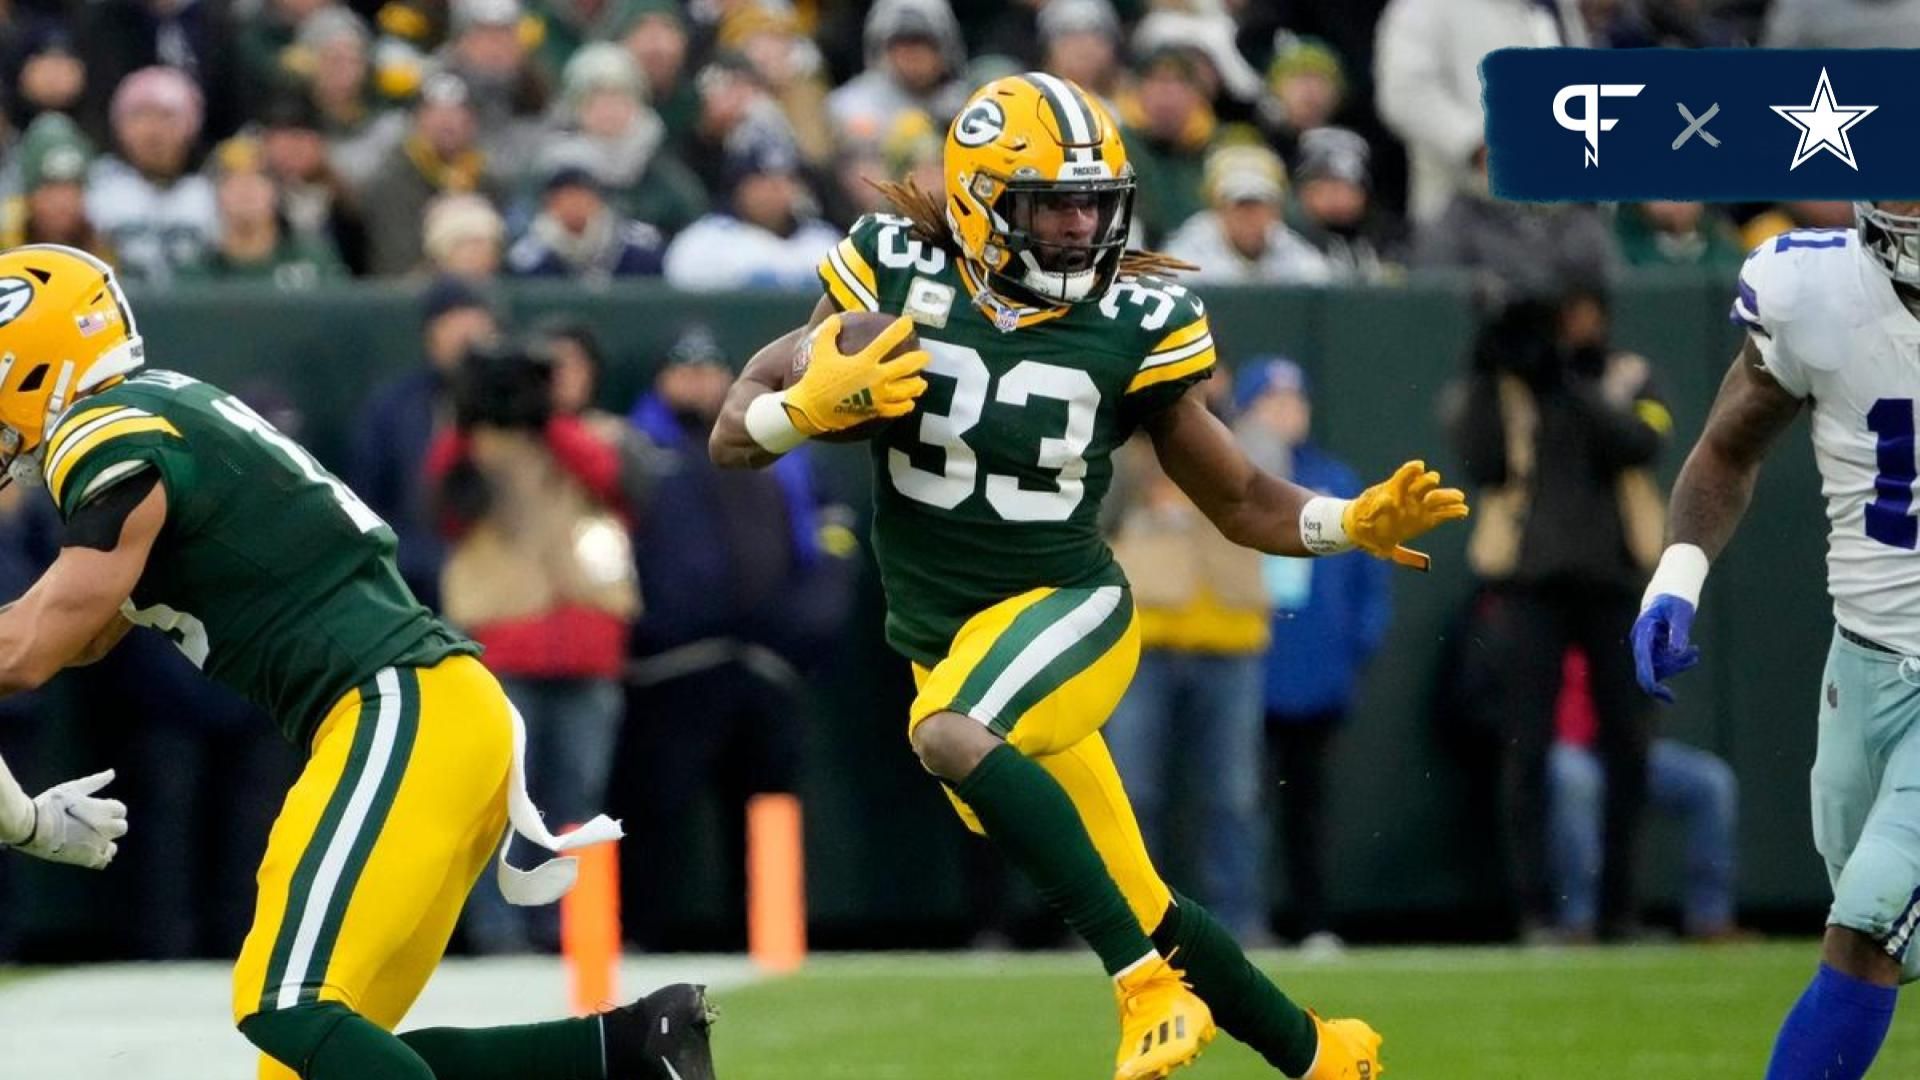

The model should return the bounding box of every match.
[1303,1013,1385,1080]
[1113,955,1216,1080]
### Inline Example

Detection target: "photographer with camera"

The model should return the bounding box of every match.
[426,330,642,954]
[1444,286,1670,943]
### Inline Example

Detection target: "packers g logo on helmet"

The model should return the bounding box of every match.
[0,278,34,328]
[0,245,145,488]
[944,73,1136,306]
[953,100,1006,148]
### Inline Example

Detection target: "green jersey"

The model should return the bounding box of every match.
[819,213,1218,664]
[43,369,476,743]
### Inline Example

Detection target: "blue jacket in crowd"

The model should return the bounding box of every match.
[1263,442,1393,719]
[627,394,852,666]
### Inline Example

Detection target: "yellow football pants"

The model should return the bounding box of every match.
[232,655,513,1079]
[910,585,1173,930]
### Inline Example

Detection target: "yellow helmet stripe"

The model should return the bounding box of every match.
[47,405,141,468]
[48,415,179,505]
[1126,347,1217,395]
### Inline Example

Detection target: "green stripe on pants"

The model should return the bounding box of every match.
[298,667,422,1004]
[954,587,1128,736]
[258,673,384,1013]
[995,592,1133,731]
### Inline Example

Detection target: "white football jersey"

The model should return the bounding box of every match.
[1735,228,1920,653]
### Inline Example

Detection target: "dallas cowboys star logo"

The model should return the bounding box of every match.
[1771,67,1877,171]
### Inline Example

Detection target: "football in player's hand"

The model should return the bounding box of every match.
[793,312,919,379]
[796,311,918,442]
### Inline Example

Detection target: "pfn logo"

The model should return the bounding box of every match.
[1553,83,1645,167]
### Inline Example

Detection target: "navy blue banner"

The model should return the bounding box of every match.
[1484,48,1920,201]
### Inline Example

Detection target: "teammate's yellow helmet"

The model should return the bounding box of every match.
[945,73,1135,305]
[0,245,144,485]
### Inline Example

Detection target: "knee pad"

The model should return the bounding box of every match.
[239,1002,355,1075]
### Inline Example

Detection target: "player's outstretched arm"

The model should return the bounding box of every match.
[1634,337,1803,702]
[0,479,167,695]
[0,752,127,870]
[1146,388,1468,566]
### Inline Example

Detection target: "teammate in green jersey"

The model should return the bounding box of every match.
[0,244,715,1080]
[711,73,1468,1080]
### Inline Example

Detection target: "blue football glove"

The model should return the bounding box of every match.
[1632,594,1701,704]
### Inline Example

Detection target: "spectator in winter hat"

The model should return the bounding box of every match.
[620,0,697,144]
[1119,45,1223,246]
[422,191,506,281]
[826,0,969,148]
[438,0,550,180]
[258,90,373,275]
[1040,0,1124,107]
[3,24,87,132]
[722,3,833,169]
[87,66,217,285]
[506,163,665,280]
[290,6,409,187]
[0,113,111,258]
[1164,142,1333,284]
[663,133,838,290]
[359,71,503,276]
[542,41,706,237]
[1258,32,1347,162]
[177,135,349,288]
[1288,126,1407,283]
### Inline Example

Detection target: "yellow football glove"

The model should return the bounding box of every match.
[782,314,931,435]
[1343,460,1471,571]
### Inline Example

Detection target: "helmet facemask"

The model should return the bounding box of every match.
[1856,201,1920,286]
[993,176,1135,305]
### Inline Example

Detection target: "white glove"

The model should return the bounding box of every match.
[8,770,128,870]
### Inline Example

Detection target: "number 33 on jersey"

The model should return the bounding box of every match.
[819,212,1217,665]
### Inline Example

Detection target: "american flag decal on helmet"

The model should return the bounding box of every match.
[74,310,113,337]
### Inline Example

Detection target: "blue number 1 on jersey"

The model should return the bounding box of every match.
[1867,397,1918,550]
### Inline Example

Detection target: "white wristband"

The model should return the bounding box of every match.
[744,392,808,454]
[1642,543,1709,610]
[1298,496,1354,555]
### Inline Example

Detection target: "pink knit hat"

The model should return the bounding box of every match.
[109,66,205,137]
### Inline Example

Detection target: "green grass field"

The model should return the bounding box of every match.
[711,944,1920,1079]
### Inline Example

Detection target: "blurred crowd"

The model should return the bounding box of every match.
[0,0,1883,299]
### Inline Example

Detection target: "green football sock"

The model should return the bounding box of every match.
[400,1017,606,1080]
[1152,893,1318,1077]
[953,742,1157,975]
[240,1003,435,1079]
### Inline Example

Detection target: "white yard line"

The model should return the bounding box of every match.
[0,955,760,1080]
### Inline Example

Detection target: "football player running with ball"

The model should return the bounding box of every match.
[711,73,1468,1080]
[1635,203,1920,1080]
[0,245,716,1080]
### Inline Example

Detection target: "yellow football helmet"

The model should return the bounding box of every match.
[0,244,144,487]
[945,73,1135,305]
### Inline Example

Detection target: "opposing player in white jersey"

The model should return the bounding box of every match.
[1634,201,1920,1080]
